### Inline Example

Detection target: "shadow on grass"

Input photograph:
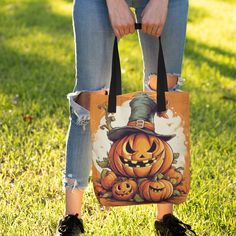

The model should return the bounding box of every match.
[0,43,75,119]
[185,37,236,79]
[0,0,76,115]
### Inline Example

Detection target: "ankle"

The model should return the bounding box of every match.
[64,212,82,219]
[155,217,163,222]
[156,213,173,222]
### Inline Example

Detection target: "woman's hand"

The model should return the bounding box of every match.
[106,0,136,39]
[141,0,169,37]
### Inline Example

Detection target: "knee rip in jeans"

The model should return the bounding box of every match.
[63,174,87,193]
[145,73,185,92]
[67,86,109,130]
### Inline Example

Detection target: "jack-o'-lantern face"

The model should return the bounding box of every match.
[109,133,173,177]
[112,179,138,201]
[139,179,173,202]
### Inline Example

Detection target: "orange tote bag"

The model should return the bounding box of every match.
[88,25,190,207]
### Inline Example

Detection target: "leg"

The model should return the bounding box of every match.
[156,204,173,221]
[62,0,115,218]
[134,0,189,220]
[135,0,189,93]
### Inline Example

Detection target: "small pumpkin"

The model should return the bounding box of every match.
[139,179,173,202]
[112,179,138,201]
[175,182,188,194]
[100,170,117,190]
[109,133,173,178]
[94,183,106,196]
[165,168,183,186]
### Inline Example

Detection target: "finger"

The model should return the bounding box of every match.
[114,28,121,39]
[129,22,135,34]
[119,26,126,37]
[151,25,159,36]
[141,22,148,33]
[155,25,163,37]
[124,25,130,35]
[115,24,124,38]
[146,23,154,35]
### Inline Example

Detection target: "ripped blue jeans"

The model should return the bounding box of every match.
[62,0,189,191]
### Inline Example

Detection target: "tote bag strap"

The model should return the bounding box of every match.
[108,23,168,113]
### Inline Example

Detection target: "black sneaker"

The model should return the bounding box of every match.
[154,214,196,236]
[56,213,85,236]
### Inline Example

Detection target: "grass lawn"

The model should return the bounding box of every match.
[0,0,236,235]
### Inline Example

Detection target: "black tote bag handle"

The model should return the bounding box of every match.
[108,23,168,113]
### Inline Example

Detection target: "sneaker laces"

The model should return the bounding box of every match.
[58,213,85,234]
[162,214,196,236]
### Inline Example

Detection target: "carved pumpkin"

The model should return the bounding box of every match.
[101,170,117,190]
[139,179,173,202]
[112,179,138,201]
[109,133,173,178]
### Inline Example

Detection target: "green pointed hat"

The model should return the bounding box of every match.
[107,93,175,142]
